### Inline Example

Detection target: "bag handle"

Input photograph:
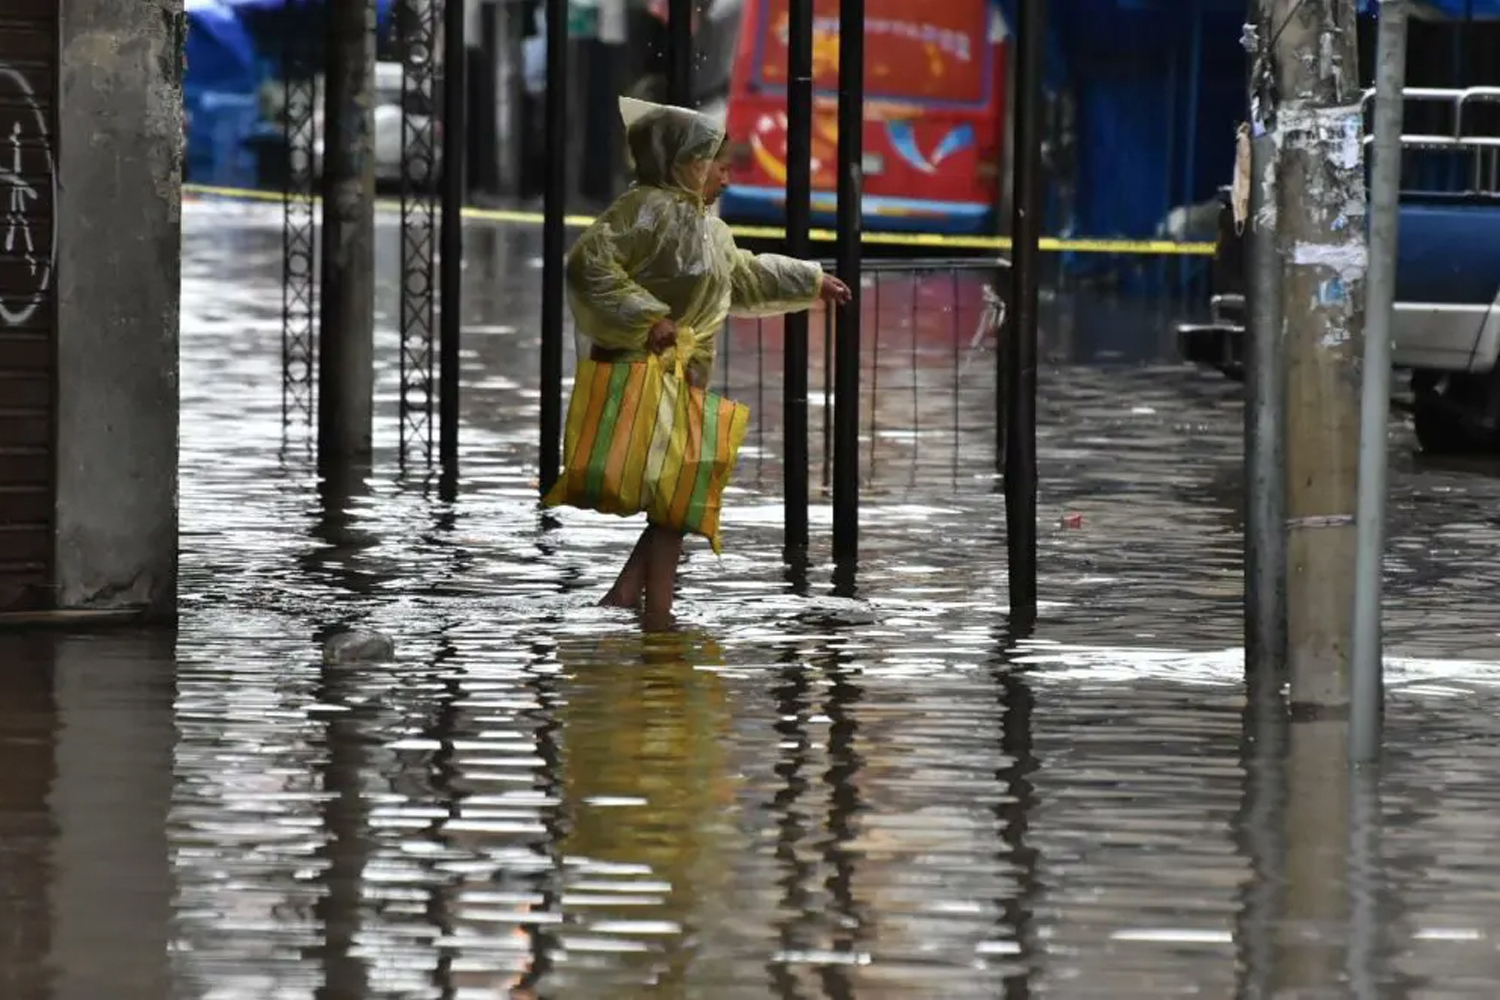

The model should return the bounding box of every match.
[644,323,696,383]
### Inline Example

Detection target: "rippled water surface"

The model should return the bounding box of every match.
[6,201,1500,998]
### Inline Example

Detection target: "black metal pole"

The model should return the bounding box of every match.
[1005,0,1043,626]
[469,5,500,195]
[832,0,863,575]
[783,0,813,556]
[822,305,833,492]
[539,0,568,495]
[667,0,694,106]
[439,0,466,468]
[581,0,627,203]
[995,265,1010,475]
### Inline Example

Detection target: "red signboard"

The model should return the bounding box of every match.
[755,0,992,106]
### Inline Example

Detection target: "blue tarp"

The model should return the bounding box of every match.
[1358,0,1500,16]
[186,0,259,92]
[996,0,1500,243]
[185,0,262,186]
[217,0,396,25]
[994,0,1247,240]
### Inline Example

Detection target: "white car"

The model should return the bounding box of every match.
[312,61,440,187]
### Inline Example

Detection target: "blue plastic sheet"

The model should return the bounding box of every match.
[993,0,1246,240]
[994,0,1498,244]
[216,0,396,25]
[185,0,259,92]
[1357,0,1500,16]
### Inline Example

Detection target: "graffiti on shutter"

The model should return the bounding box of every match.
[0,72,52,329]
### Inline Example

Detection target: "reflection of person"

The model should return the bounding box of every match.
[565,97,851,629]
[555,631,738,996]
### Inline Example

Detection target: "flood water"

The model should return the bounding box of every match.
[5,200,1500,998]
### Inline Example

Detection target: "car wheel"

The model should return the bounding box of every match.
[1412,372,1500,455]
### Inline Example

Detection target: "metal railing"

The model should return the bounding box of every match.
[1363,86,1500,195]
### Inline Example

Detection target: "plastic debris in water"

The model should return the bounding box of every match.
[322,629,395,664]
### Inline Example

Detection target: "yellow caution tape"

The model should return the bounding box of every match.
[183,182,1217,256]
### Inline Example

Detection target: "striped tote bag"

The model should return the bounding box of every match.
[542,352,750,554]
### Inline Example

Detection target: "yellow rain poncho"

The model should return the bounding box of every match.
[566,97,825,386]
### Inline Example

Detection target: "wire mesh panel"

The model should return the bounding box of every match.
[716,259,1010,495]
[711,252,1215,498]
[398,0,441,463]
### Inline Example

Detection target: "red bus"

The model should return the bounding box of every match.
[717,0,1009,235]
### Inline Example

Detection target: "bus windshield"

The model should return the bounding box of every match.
[753,0,993,108]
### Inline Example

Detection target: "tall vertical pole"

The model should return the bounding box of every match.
[470,2,502,196]
[318,0,377,467]
[1180,2,1204,303]
[1183,2,1204,212]
[582,0,628,203]
[538,0,568,495]
[783,0,813,557]
[667,0,694,107]
[1275,0,1365,713]
[1005,0,1043,626]
[1352,0,1409,764]
[494,0,522,195]
[832,0,864,577]
[1245,0,1287,678]
[439,0,467,469]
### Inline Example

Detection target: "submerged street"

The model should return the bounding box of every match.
[4,200,1500,998]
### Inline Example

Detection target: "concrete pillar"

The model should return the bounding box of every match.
[54,0,183,619]
[319,0,378,467]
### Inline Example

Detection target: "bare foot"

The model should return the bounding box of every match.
[641,608,678,633]
[598,590,637,609]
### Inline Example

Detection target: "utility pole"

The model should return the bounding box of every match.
[1273,0,1366,713]
[318,0,378,467]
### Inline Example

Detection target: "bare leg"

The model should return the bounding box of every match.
[641,526,685,632]
[599,526,652,609]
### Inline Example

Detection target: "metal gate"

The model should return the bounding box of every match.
[0,0,57,612]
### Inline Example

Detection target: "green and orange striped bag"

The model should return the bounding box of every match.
[541,349,750,554]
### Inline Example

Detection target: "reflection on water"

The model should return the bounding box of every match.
[5,202,1500,997]
[0,632,175,1000]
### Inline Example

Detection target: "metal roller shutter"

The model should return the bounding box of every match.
[0,0,56,612]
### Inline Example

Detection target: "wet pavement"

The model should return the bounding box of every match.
[6,199,1500,998]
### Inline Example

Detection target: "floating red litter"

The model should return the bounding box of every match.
[1061,513,1084,529]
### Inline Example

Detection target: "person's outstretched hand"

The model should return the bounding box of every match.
[820,274,853,306]
[647,317,678,353]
